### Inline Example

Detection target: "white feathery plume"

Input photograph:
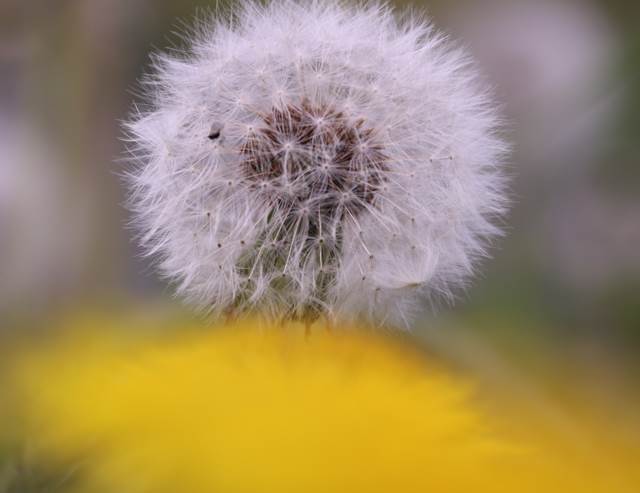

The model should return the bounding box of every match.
[124,0,509,327]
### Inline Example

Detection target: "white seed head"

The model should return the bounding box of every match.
[124,0,509,327]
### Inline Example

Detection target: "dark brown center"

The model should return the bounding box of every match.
[240,99,386,223]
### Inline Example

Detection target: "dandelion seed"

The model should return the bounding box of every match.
[124,0,509,326]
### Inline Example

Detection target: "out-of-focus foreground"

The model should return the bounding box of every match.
[0,0,638,490]
[1,314,639,492]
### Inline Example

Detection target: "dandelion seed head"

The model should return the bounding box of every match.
[124,0,509,326]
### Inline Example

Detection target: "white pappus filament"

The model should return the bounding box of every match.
[124,0,509,327]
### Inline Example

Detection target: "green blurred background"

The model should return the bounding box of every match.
[1,0,638,405]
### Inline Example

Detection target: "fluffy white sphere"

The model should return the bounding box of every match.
[125,0,508,326]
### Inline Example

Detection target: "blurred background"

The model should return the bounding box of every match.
[0,0,638,443]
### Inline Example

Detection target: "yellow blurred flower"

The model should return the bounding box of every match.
[3,315,638,492]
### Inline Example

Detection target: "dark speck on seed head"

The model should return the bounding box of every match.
[208,122,223,140]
